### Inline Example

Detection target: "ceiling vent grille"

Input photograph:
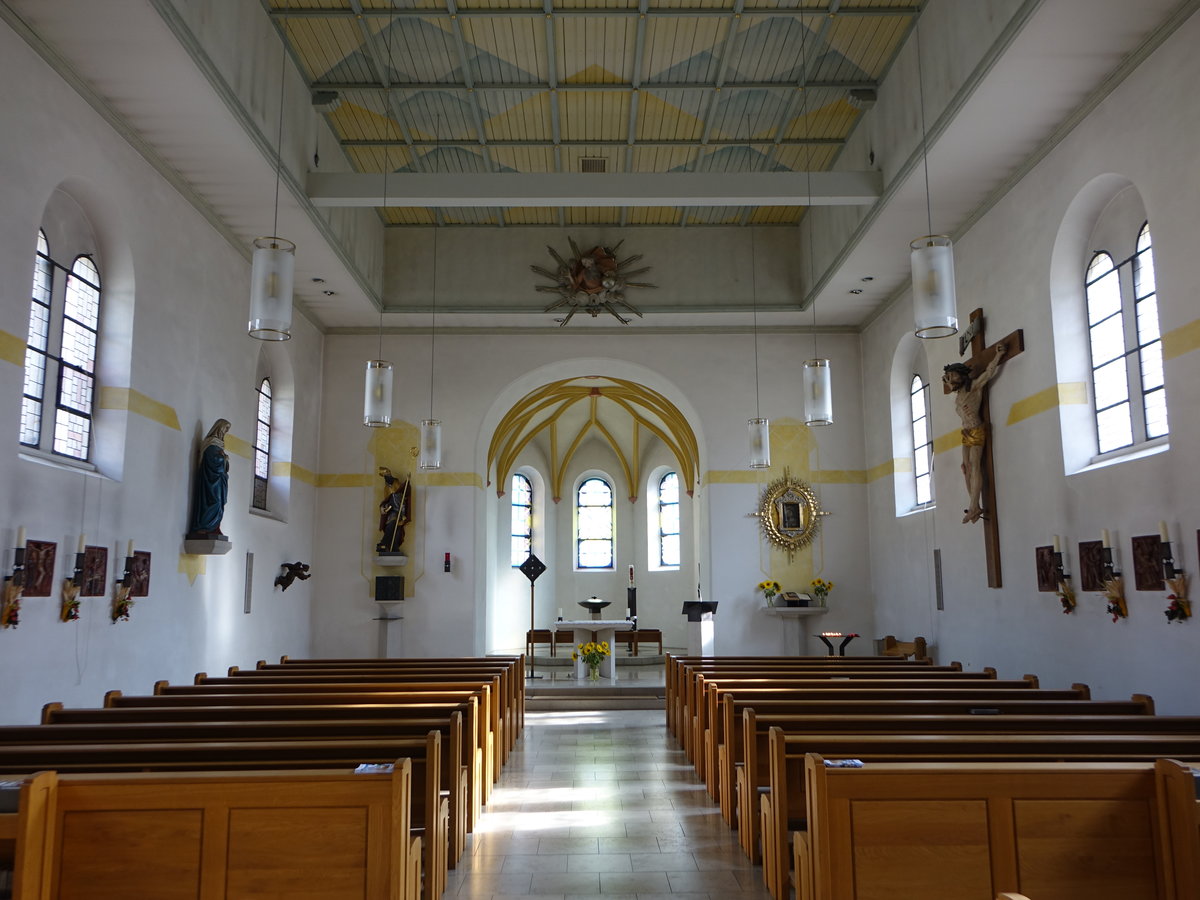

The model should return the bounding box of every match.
[580,158,607,173]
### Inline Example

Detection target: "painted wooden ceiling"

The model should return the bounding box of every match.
[273,0,916,227]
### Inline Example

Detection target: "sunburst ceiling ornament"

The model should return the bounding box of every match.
[532,239,656,326]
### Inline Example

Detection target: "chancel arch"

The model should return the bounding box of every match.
[479,366,705,656]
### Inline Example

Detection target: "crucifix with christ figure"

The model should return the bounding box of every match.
[942,308,1023,588]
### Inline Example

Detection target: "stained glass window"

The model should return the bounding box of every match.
[510,473,532,566]
[576,477,613,569]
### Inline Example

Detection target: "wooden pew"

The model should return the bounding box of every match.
[879,634,927,659]
[718,692,1153,836]
[262,656,525,743]
[736,704,1190,867]
[620,628,663,656]
[149,678,501,798]
[664,655,938,736]
[4,763,420,900]
[0,734,448,900]
[224,664,518,761]
[761,728,1200,900]
[674,662,980,757]
[30,708,472,868]
[699,677,1084,801]
[685,669,1024,772]
[798,754,1178,900]
[1155,758,1200,899]
[526,629,573,658]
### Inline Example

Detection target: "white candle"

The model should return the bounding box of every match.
[557,608,563,619]
[628,565,635,586]
[126,539,134,559]
[1052,535,1061,553]
[77,534,86,553]
[16,527,25,548]
[625,607,630,618]
[1101,529,1111,548]
[1159,521,1170,543]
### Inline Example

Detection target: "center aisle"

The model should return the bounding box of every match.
[446,708,773,899]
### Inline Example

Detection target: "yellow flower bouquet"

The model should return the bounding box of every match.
[811,578,834,605]
[757,580,782,605]
[573,640,611,681]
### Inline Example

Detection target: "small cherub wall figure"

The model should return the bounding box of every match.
[274,562,311,592]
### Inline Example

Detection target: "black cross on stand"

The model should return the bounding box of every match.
[944,308,1024,588]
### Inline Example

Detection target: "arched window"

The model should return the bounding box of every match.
[1132,224,1167,440]
[656,472,680,568]
[910,375,934,506]
[19,231,53,447]
[252,378,272,510]
[1085,221,1168,455]
[510,472,533,566]
[22,230,102,461]
[576,476,613,569]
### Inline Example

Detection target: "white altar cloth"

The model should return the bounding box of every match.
[550,619,634,680]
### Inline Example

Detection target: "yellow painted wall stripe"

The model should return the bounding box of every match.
[1163,318,1200,360]
[224,434,253,459]
[1006,382,1088,426]
[414,472,482,488]
[705,470,772,485]
[99,387,182,431]
[313,472,482,488]
[933,431,960,456]
[813,469,867,485]
[317,473,375,488]
[0,330,24,366]
[272,461,317,486]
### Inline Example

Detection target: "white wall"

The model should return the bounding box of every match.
[311,328,871,659]
[860,12,1200,713]
[0,22,322,724]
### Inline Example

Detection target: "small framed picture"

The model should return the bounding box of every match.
[1034,546,1058,592]
[81,546,108,597]
[1078,540,1106,592]
[129,551,152,598]
[24,540,57,597]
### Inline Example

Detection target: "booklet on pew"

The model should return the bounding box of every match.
[354,763,395,774]
[823,759,864,768]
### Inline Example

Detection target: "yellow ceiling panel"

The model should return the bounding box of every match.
[635,92,705,143]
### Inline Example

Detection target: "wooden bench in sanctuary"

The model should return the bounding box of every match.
[1,763,421,900]
[761,728,1200,900]
[152,676,504,796]
[31,708,473,868]
[525,628,574,657]
[0,733,449,900]
[796,754,1200,900]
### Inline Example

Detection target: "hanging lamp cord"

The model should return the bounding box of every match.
[800,11,819,358]
[272,1,288,240]
[916,14,934,237]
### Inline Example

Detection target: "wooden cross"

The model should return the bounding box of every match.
[943,308,1024,588]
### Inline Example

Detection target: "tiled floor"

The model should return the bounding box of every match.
[446,708,773,900]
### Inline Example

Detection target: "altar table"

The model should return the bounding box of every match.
[550,619,634,681]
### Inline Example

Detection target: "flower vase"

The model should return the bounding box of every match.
[587,662,601,682]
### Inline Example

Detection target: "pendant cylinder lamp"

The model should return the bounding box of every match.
[911,235,958,338]
[420,419,442,470]
[363,359,393,427]
[802,358,833,426]
[248,237,295,340]
[748,417,771,469]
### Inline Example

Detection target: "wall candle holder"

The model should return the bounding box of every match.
[111,551,134,623]
[2,541,25,629]
[1053,537,1075,613]
[1160,525,1189,622]
[1101,541,1126,621]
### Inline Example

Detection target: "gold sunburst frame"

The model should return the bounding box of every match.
[754,469,825,561]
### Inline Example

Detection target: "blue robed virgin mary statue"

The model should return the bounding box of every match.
[187,418,231,539]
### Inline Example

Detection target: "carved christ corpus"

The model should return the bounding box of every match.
[943,308,1024,588]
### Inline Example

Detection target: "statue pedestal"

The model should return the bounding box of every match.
[183,538,232,556]
[374,554,408,567]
